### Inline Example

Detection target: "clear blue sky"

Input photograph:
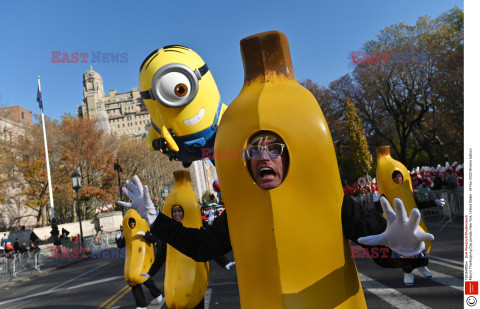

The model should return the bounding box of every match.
[0,0,463,121]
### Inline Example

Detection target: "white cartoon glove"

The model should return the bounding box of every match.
[357,197,434,256]
[117,175,158,226]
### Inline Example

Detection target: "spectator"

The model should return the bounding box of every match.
[5,242,14,259]
[204,207,216,226]
[30,231,39,243]
[61,228,70,239]
[444,170,460,189]
[13,238,20,253]
[2,233,8,246]
[19,242,28,253]
[432,173,445,190]
[30,242,40,252]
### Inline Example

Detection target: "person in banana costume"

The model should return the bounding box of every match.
[138,45,228,168]
[121,173,232,309]
[116,210,164,309]
[375,146,433,286]
[121,31,434,308]
[160,171,209,309]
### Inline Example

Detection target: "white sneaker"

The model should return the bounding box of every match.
[150,295,164,305]
[404,272,414,285]
[136,307,147,309]
[418,266,432,278]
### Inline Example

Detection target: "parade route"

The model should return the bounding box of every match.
[0,217,463,308]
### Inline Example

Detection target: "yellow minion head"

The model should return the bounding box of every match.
[139,46,224,162]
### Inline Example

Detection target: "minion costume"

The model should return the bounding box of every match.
[123,31,434,308]
[139,46,227,166]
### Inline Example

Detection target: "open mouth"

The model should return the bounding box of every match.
[183,108,205,126]
[258,166,277,180]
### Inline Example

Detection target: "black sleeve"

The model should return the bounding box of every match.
[150,211,232,262]
[148,241,166,276]
[116,237,125,249]
[341,195,428,270]
[213,255,230,268]
[341,194,387,242]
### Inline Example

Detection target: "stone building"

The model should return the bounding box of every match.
[0,106,38,231]
[0,105,33,135]
[77,67,150,137]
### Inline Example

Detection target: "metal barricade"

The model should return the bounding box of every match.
[414,188,463,230]
[0,257,11,277]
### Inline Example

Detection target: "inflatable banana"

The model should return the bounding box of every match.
[162,170,209,308]
[122,209,154,286]
[139,46,228,164]
[215,31,366,308]
[376,146,431,253]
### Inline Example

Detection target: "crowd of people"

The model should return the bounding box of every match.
[343,161,464,198]
[0,233,40,259]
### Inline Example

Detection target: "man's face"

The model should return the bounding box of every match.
[393,173,403,185]
[129,221,136,229]
[246,133,289,190]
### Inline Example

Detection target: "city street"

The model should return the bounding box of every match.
[0,217,463,308]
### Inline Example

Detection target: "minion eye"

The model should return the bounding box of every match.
[175,83,188,97]
[158,72,191,102]
[144,63,208,108]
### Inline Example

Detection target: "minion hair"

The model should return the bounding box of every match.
[163,45,190,50]
[162,45,190,54]
[139,49,160,72]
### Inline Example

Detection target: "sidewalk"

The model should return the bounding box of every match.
[0,231,120,290]
[0,243,86,289]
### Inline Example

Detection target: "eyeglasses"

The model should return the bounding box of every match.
[140,63,209,108]
[244,143,286,160]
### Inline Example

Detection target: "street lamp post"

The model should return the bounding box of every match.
[114,159,123,215]
[70,170,84,247]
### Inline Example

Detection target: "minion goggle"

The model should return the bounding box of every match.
[140,63,209,108]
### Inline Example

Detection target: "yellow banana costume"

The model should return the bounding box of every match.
[215,31,367,308]
[162,170,209,308]
[122,209,155,286]
[376,146,431,253]
[138,46,227,164]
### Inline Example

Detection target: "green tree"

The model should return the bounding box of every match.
[329,7,464,167]
[345,98,373,179]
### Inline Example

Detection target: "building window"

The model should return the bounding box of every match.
[21,112,24,119]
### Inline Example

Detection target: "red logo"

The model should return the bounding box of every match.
[466,281,478,295]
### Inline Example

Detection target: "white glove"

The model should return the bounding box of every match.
[225,262,235,270]
[117,175,158,226]
[357,197,434,256]
[137,231,145,236]
[140,273,150,280]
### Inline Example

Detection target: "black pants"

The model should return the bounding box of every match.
[132,278,162,307]
[374,249,429,273]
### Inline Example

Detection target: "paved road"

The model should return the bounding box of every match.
[0,217,463,308]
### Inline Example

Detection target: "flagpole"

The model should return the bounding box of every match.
[37,76,55,221]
